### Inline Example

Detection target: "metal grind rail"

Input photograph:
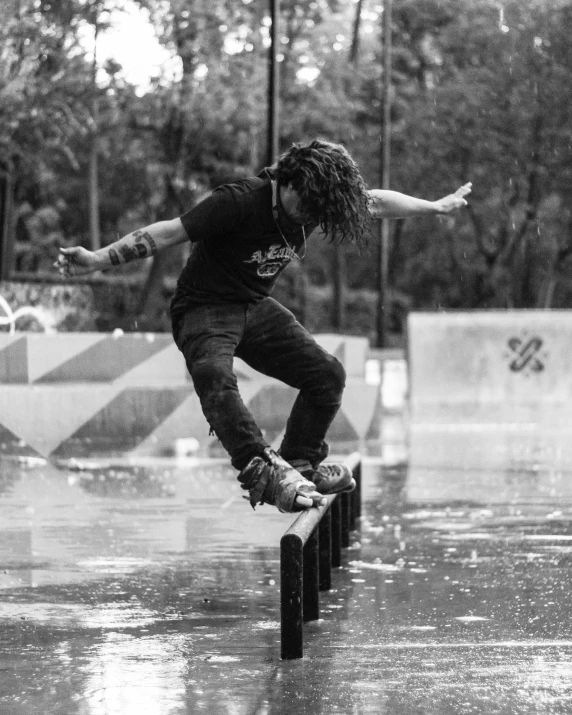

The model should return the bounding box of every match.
[280,453,362,659]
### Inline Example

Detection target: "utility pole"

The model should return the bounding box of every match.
[376,0,392,348]
[267,0,280,166]
[89,4,101,252]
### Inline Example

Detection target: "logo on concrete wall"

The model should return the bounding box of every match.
[504,332,547,375]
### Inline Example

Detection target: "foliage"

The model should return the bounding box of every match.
[389,0,572,309]
[2,0,572,336]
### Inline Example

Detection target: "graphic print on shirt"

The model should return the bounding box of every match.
[244,243,297,278]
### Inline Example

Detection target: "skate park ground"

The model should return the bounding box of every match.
[1,433,572,715]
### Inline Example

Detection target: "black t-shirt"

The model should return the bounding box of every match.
[170,171,315,327]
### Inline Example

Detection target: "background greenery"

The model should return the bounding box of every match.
[2,0,572,343]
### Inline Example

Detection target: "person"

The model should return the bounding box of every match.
[55,140,471,514]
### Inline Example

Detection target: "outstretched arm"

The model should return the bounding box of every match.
[368,183,472,219]
[54,218,189,277]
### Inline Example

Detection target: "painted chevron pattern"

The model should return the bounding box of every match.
[0,333,381,458]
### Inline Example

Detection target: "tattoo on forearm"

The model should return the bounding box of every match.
[133,229,158,256]
[109,230,159,266]
[120,244,138,263]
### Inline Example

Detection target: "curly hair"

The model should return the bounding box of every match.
[273,140,372,246]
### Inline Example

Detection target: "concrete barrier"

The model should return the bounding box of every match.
[0,332,380,458]
[408,310,572,425]
[407,310,572,491]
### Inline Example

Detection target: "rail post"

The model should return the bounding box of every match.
[350,459,362,529]
[341,491,351,547]
[303,526,319,622]
[280,533,303,659]
[331,496,342,568]
[318,507,331,591]
[280,453,361,659]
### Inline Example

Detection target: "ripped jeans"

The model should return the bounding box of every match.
[173,297,346,471]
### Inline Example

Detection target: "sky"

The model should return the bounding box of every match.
[79,0,323,92]
[78,1,182,93]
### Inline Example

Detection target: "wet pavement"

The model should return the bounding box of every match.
[1,447,572,714]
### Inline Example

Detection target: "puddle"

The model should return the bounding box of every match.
[2,455,572,713]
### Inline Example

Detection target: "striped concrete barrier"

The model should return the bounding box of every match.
[0,332,380,458]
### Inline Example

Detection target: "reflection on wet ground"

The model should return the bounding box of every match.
[1,443,572,714]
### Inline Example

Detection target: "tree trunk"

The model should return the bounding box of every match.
[331,0,365,329]
[349,0,364,64]
[0,160,15,279]
[541,275,557,309]
[136,175,187,331]
[136,5,202,331]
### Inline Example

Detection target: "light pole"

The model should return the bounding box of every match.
[267,0,280,166]
[376,0,392,348]
[89,2,101,252]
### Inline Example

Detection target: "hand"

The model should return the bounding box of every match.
[435,182,472,214]
[295,491,327,509]
[54,246,101,277]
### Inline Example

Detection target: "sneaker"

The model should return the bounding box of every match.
[289,459,356,495]
[237,448,326,513]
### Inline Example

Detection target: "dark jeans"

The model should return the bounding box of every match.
[173,297,346,471]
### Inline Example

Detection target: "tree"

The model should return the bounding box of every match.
[5,0,572,335]
[390,0,572,310]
